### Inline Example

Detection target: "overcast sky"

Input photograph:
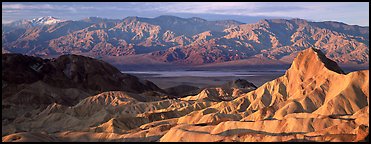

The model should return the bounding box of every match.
[2,2,369,26]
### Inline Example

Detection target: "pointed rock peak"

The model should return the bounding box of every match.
[307,48,345,74]
[289,48,345,74]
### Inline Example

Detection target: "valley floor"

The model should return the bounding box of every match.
[133,75,282,89]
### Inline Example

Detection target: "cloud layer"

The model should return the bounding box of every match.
[2,2,369,26]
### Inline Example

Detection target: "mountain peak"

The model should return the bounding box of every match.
[288,48,345,75]
[309,48,345,74]
[188,17,207,22]
[29,16,65,26]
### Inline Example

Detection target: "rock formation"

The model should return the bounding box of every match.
[2,48,369,142]
[2,53,164,130]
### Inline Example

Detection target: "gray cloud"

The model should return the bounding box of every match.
[2,2,369,26]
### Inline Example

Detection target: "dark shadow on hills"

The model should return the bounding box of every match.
[214,128,306,136]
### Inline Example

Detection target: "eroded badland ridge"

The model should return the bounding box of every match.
[2,48,369,142]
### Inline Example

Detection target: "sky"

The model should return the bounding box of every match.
[2,2,369,26]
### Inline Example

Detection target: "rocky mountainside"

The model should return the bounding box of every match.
[2,16,369,66]
[2,53,163,94]
[149,19,369,65]
[2,53,165,128]
[2,48,368,142]
[2,16,240,57]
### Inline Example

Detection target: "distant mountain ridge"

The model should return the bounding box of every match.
[2,15,369,66]
[2,16,66,31]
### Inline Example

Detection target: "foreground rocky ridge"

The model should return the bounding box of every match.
[2,53,165,129]
[2,48,369,142]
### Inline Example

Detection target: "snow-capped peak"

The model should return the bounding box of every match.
[29,16,65,26]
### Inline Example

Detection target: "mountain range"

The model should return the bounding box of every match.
[2,15,369,67]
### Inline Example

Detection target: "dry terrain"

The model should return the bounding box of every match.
[2,48,369,142]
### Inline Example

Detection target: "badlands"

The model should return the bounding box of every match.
[2,48,369,142]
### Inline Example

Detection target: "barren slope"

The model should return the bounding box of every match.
[2,48,368,142]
